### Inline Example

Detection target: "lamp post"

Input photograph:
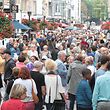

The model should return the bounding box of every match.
[27,11,32,40]
[43,16,46,35]
[27,11,31,21]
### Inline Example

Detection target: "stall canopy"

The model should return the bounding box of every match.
[12,20,31,30]
[64,26,78,30]
[101,21,110,30]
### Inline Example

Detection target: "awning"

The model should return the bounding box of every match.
[65,26,78,30]
[12,20,31,30]
[101,22,110,30]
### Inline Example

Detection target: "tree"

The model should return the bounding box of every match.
[81,0,88,18]
[92,0,108,20]
[81,0,108,20]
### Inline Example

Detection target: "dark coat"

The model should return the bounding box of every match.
[0,74,3,88]
[4,58,16,84]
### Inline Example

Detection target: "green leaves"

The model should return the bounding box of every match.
[0,12,14,38]
[82,0,108,20]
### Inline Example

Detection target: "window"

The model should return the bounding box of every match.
[55,3,60,12]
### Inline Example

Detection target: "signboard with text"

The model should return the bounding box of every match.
[10,5,18,13]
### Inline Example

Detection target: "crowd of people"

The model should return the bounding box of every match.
[0,29,110,110]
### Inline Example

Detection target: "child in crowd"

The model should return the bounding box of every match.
[76,68,92,110]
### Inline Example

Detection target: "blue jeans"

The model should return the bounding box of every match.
[68,93,76,110]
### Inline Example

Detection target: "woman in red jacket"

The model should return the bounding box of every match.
[1,84,27,110]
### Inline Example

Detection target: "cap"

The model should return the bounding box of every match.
[42,56,48,60]
[3,49,11,55]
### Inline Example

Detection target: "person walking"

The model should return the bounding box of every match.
[0,50,4,104]
[76,68,92,110]
[55,51,67,87]
[5,67,20,100]
[0,74,3,104]
[13,67,38,110]
[95,55,109,79]
[3,49,16,85]
[92,61,110,110]
[1,84,27,110]
[30,61,46,110]
[67,54,86,110]
[44,59,66,110]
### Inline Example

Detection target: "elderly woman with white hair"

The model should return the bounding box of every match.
[27,44,39,59]
[40,45,51,59]
[44,59,66,110]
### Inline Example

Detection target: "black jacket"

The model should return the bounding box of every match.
[4,58,16,84]
[0,74,2,88]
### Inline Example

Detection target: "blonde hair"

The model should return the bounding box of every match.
[45,59,57,71]
[85,56,94,65]
[10,84,27,99]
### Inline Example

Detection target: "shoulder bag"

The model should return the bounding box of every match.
[50,75,65,110]
[31,79,39,104]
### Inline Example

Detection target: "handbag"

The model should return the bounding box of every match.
[50,75,65,110]
[31,79,39,104]
[52,99,65,110]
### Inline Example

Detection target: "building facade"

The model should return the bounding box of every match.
[71,0,81,22]
[2,0,81,22]
[48,0,81,22]
[108,0,110,18]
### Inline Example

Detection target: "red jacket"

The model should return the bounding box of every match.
[1,99,26,110]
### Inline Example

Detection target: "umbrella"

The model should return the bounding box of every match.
[74,23,84,28]
[12,20,31,30]
[101,22,110,30]
[60,23,68,28]
[65,26,78,30]
[54,22,68,28]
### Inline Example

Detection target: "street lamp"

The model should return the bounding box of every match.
[43,16,46,35]
[27,11,32,40]
[27,11,31,21]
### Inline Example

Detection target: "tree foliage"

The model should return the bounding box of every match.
[81,0,108,20]
[92,0,108,20]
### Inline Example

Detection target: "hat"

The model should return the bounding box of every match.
[42,56,48,60]
[3,49,11,55]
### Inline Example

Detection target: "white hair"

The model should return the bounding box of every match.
[58,51,66,58]
[34,61,43,68]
